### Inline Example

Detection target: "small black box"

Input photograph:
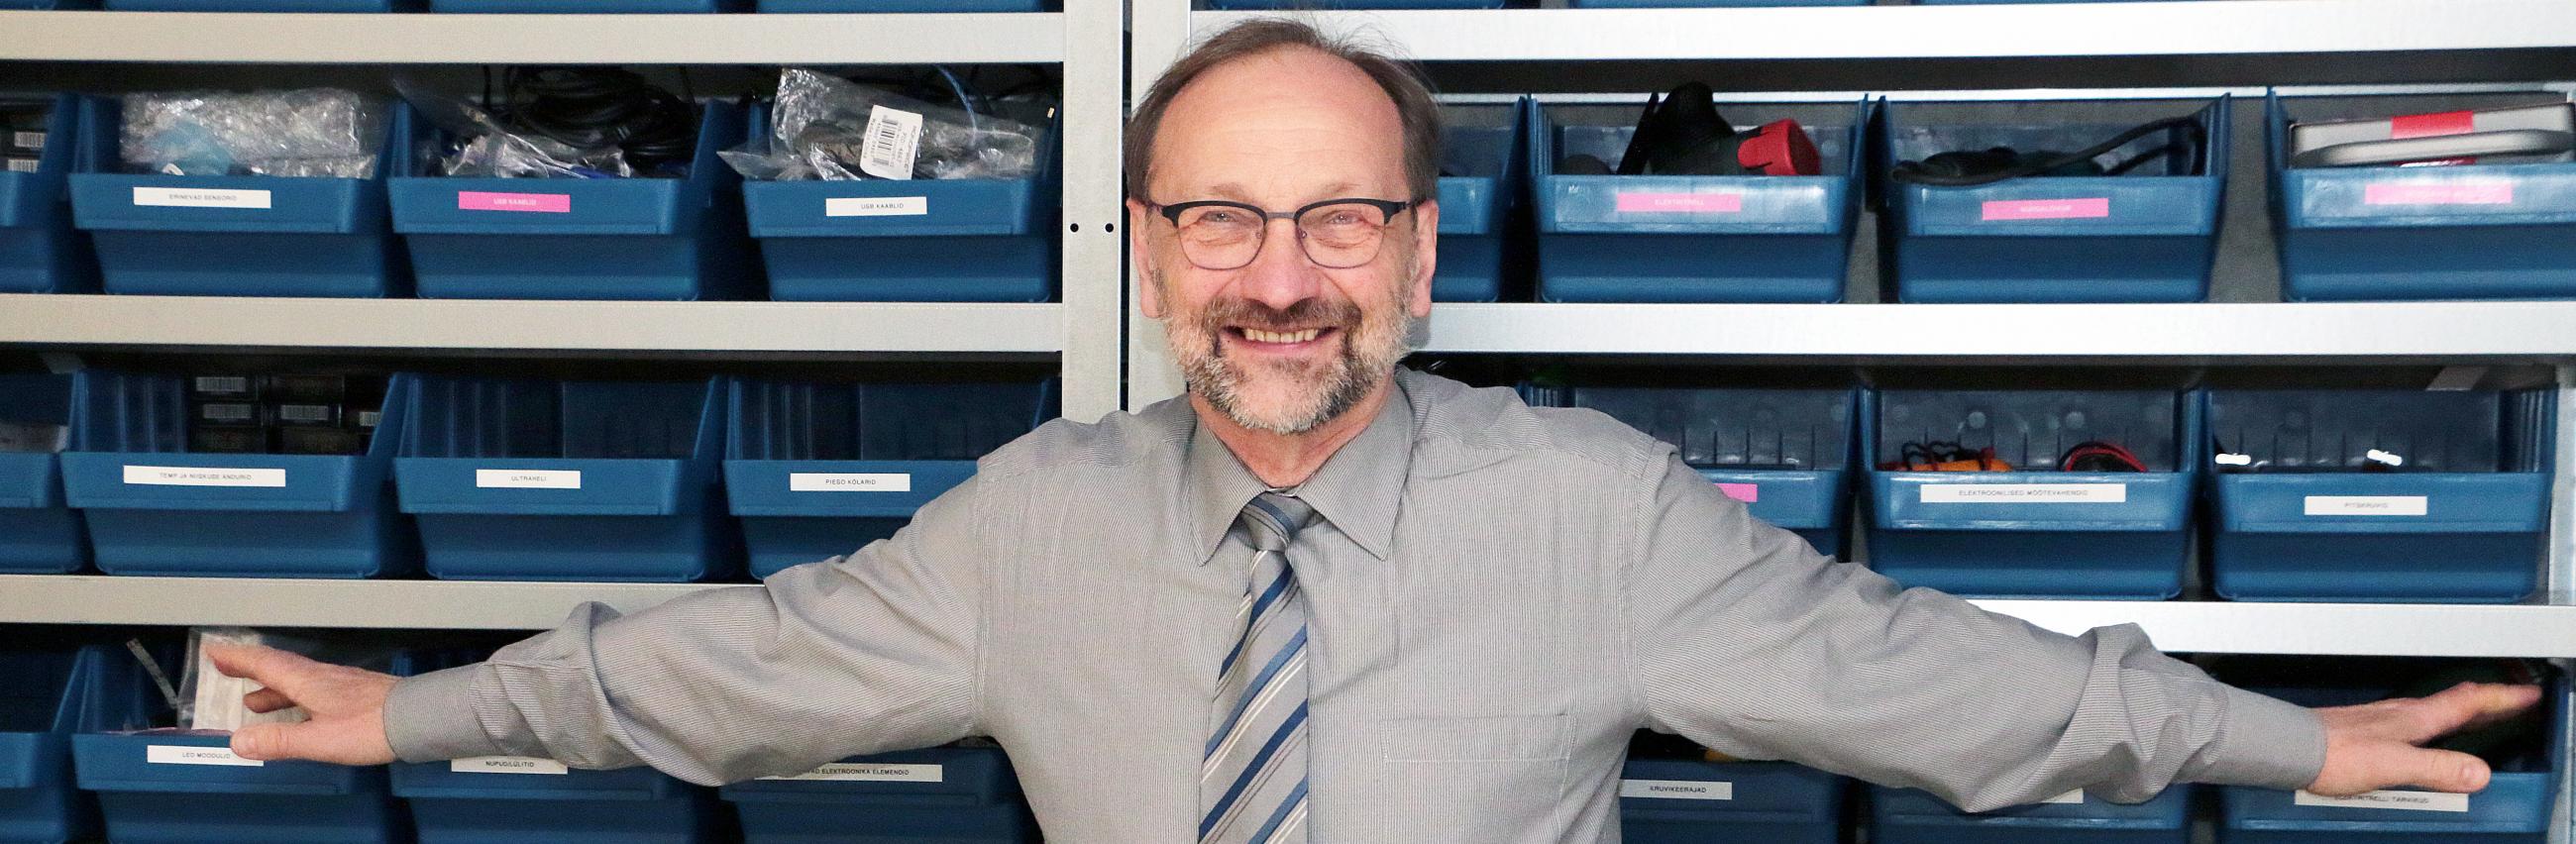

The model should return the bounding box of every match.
[274,426,365,456]
[188,375,259,401]
[193,402,261,426]
[262,374,350,404]
[188,426,267,455]
[268,402,342,427]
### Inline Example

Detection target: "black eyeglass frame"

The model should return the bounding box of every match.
[1144,197,1422,269]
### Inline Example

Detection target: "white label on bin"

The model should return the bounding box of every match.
[4,158,33,174]
[1618,780,1733,801]
[1920,483,2127,504]
[476,469,582,489]
[758,763,945,783]
[2040,790,2085,805]
[825,196,929,217]
[791,473,913,492]
[2304,495,2428,516]
[12,131,43,151]
[148,745,263,767]
[123,465,285,487]
[132,186,271,209]
[859,105,924,181]
[451,756,569,776]
[2294,790,2468,813]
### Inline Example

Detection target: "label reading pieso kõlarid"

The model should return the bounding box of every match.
[2294,790,2469,813]
[1618,780,1734,800]
[790,473,912,492]
[758,763,945,783]
[451,756,570,775]
[1920,483,2127,504]
[147,745,263,767]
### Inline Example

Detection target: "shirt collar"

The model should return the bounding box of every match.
[1182,372,1416,565]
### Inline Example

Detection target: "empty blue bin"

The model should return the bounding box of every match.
[1559,383,1855,559]
[2269,93,2576,300]
[725,378,1053,579]
[720,745,1037,843]
[743,103,1053,303]
[1879,97,2226,303]
[1872,784,2192,844]
[395,375,738,581]
[1864,389,2199,598]
[0,372,85,574]
[71,647,410,844]
[2205,389,2552,603]
[758,0,1038,11]
[0,94,95,294]
[1431,99,1526,303]
[394,102,756,301]
[1532,98,1865,303]
[58,370,417,579]
[1619,758,1843,844]
[0,644,101,844]
[2216,663,2562,844]
[67,96,404,298]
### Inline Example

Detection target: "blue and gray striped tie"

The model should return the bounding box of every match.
[1201,492,1318,844]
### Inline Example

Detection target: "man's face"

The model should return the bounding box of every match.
[1128,47,1439,436]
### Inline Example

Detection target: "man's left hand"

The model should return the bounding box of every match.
[2308,682,2544,795]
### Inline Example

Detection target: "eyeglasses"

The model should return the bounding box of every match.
[1147,197,1418,270]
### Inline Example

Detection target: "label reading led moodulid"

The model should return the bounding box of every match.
[476,470,582,489]
[133,186,271,209]
[2303,495,2429,517]
[2294,790,2469,813]
[1618,780,1733,800]
[124,466,286,487]
[148,745,263,767]
[451,756,570,775]
[1921,483,2127,504]
[758,763,945,783]
[790,473,912,492]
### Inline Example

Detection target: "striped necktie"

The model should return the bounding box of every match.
[1201,492,1319,844]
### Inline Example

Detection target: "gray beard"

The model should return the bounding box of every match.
[1162,276,1419,436]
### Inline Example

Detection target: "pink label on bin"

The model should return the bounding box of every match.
[1617,192,1743,214]
[2364,182,2514,206]
[458,191,572,214]
[1981,197,2110,221]
[1714,482,1760,503]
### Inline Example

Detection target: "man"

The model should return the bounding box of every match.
[211,19,2537,843]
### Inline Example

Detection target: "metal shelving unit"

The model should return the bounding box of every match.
[0,10,1069,63]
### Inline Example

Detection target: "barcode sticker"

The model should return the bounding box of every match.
[4,158,33,174]
[760,763,944,783]
[124,466,286,487]
[273,404,333,423]
[2295,790,2468,813]
[148,745,263,767]
[195,376,251,394]
[12,131,43,151]
[198,403,257,423]
[451,756,569,776]
[791,473,913,492]
[1619,780,1734,800]
[356,410,382,428]
[476,470,581,489]
[859,105,924,180]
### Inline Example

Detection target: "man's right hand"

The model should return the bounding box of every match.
[201,642,399,766]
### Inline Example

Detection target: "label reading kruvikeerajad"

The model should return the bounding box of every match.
[123,465,286,487]
[1618,780,1734,801]
[476,470,582,489]
[2303,495,2429,517]
[790,473,913,492]
[132,186,271,209]
[758,763,945,783]
[2294,790,2469,813]
[825,196,929,217]
[450,756,570,776]
[147,745,263,767]
[1920,483,2128,504]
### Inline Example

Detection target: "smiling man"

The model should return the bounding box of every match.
[205,18,2538,844]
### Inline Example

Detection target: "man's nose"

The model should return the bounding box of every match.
[1234,216,1326,312]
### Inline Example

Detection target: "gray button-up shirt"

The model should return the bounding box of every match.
[385,369,2326,842]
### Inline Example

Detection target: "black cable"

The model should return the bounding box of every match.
[497,66,698,174]
[1891,116,2205,187]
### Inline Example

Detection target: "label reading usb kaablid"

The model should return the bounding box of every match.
[2304,495,2429,517]
[1618,780,1734,801]
[2041,790,2085,805]
[124,466,286,487]
[1921,483,2127,504]
[133,186,271,210]
[758,763,945,783]
[451,756,570,776]
[825,196,930,217]
[148,745,263,767]
[790,473,913,492]
[2294,790,2469,813]
[859,105,924,180]
[476,470,581,489]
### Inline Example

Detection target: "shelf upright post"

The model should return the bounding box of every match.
[1059,0,1127,422]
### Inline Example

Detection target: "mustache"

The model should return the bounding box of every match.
[1198,297,1360,332]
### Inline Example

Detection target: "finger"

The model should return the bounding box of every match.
[2356,745,2492,794]
[242,687,296,714]
[229,721,310,762]
[2447,684,2545,733]
[2409,683,2543,744]
[202,643,323,698]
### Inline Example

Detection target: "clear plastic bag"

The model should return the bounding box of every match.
[720,68,1044,181]
[174,627,401,732]
[397,79,640,179]
[121,88,383,178]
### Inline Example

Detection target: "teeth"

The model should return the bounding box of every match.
[1242,328,1322,344]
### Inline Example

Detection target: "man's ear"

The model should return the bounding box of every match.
[1408,199,1440,319]
[1127,198,1166,320]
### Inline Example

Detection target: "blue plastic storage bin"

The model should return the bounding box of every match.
[430,0,731,13]
[1558,384,1856,559]
[759,0,1036,11]
[743,104,1053,303]
[2269,93,2576,300]
[0,644,100,844]
[2216,663,2562,843]
[104,0,410,12]
[71,647,410,844]
[1864,389,2199,598]
[1872,785,2192,844]
[1619,759,1843,844]
[66,96,404,298]
[58,370,417,579]
[1879,97,2226,303]
[1532,98,1865,303]
[395,375,738,581]
[393,102,756,301]
[719,745,1038,843]
[2205,388,2552,602]
[725,377,1052,579]
[0,372,86,574]
[0,94,95,294]
[1430,100,1526,303]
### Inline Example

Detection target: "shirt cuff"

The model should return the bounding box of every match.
[382,665,509,763]
[2191,684,2329,790]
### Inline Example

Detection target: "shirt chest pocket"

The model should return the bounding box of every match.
[1377,714,1570,843]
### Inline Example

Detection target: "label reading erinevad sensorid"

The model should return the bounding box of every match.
[132,186,271,209]
[758,763,945,783]
[2294,790,2468,812]
[147,745,264,767]
[1920,483,2127,504]
[451,756,570,775]
[1617,780,1734,800]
